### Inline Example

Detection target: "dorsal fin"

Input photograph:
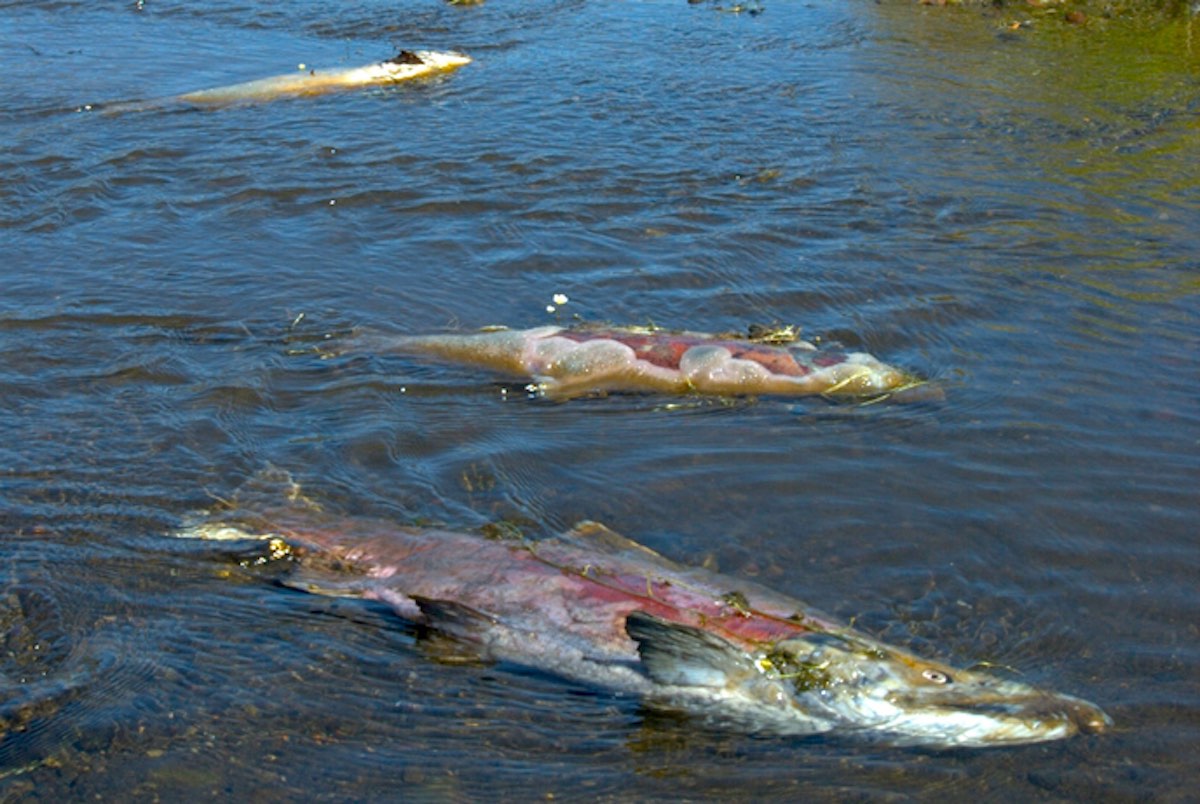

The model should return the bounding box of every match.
[625,611,754,689]
[559,521,682,572]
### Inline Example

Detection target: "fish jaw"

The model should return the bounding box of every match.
[864,689,1113,748]
[755,630,1112,747]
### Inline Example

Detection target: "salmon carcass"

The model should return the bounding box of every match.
[368,324,924,400]
[180,475,1109,748]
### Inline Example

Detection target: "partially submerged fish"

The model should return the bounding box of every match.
[368,324,926,400]
[179,474,1110,748]
[87,50,471,113]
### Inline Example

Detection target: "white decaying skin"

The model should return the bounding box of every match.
[176,50,473,104]
[379,325,913,399]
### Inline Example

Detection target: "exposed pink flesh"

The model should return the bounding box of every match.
[558,328,823,378]
[381,325,911,399]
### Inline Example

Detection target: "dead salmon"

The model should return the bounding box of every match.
[365,324,926,400]
[178,472,1109,748]
[85,50,471,113]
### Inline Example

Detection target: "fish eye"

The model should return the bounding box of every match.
[922,668,951,685]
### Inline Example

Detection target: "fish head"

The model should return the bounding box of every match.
[626,612,1109,747]
[761,629,1112,747]
[385,50,473,74]
[818,353,917,396]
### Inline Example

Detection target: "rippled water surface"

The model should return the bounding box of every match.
[3,0,1198,799]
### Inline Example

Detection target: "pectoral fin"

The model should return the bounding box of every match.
[411,597,501,665]
[625,611,755,689]
[411,596,497,641]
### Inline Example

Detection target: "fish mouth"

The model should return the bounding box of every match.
[936,694,1112,746]
[874,687,1112,747]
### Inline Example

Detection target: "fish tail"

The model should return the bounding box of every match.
[368,328,552,376]
[174,465,320,543]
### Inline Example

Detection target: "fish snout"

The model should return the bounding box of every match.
[1062,695,1113,735]
[1006,690,1112,736]
[416,50,473,70]
[972,690,1113,742]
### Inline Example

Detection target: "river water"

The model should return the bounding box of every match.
[2,0,1197,799]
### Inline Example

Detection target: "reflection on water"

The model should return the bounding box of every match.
[2,0,1198,799]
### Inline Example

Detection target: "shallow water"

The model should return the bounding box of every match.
[2,0,1198,799]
